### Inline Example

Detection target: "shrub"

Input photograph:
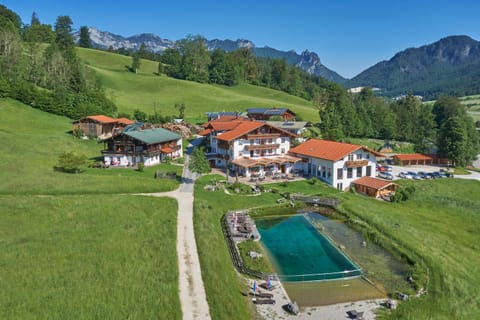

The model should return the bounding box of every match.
[55,151,87,173]
[137,163,145,172]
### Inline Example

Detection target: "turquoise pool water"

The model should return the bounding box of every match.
[256,214,362,282]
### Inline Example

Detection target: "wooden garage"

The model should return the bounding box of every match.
[352,176,398,199]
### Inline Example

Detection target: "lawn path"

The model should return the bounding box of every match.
[144,138,211,320]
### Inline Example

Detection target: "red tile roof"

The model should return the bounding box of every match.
[198,128,212,136]
[352,176,397,191]
[216,121,265,141]
[116,117,134,125]
[86,115,117,123]
[393,153,433,161]
[289,139,362,161]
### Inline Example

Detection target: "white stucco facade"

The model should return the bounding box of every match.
[294,148,377,190]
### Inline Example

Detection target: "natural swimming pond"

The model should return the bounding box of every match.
[256,214,362,282]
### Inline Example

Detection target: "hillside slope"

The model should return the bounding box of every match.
[77,47,319,122]
[347,35,480,99]
[77,27,346,83]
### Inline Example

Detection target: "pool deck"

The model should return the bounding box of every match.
[248,277,387,319]
[226,210,261,241]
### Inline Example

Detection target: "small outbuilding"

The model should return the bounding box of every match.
[352,176,398,198]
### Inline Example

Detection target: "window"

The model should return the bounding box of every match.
[337,183,343,190]
[356,167,362,177]
[347,168,353,178]
[281,137,286,143]
[366,153,370,159]
[366,165,372,176]
[357,153,363,160]
[322,167,326,178]
[281,148,285,154]
[250,139,254,145]
[347,154,354,161]
[327,168,331,179]
[337,168,343,180]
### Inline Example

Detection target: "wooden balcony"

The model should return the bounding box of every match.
[345,160,369,168]
[246,133,280,140]
[245,144,280,151]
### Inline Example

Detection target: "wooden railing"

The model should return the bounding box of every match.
[345,160,368,168]
[245,144,280,151]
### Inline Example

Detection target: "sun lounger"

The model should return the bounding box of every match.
[254,298,275,305]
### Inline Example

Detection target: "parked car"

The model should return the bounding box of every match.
[407,171,421,180]
[379,172,394,180]
[377,165,387,172]
[417,171,431,179]
[399,172,413,179]
[384,165,393,172]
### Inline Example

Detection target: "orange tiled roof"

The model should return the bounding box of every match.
[209,120,244,131]
[352,176,397,191]
[116,117,134,125]
[289,139,362,161]
[198,128,212,136]
[86,115,117,123]
[216,121,265,141]
[394,153,433,161]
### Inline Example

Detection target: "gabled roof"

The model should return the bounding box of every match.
[393,153,433,161]
[86,115,117,123]
[116,117,135,125]
[216,122,265,142]
[123,128,181,145]
[289,139,366,162]
[352,176,398,191]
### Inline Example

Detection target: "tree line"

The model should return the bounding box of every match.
[0,5,116,119]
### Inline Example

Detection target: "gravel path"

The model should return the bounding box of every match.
[141,138,211,320]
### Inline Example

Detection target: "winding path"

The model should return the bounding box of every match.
[144,138,211,320]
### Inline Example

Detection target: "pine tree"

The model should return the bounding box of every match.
[78,26,91,48]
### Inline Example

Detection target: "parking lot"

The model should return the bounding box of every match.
[378,164,452,181]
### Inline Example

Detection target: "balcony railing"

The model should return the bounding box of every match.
[246,133,280,140]
[345,160,368,168]
[245,144,280,151]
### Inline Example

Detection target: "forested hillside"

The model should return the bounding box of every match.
[347,36,480,100]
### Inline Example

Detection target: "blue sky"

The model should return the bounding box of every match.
[4,0,480,78]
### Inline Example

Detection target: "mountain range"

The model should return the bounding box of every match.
[78,28,480,99]
[347,35,480,99]
[76,27,346,83]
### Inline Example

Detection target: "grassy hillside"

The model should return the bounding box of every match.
[77,48,319,123]
[194,176,480,319]
[0,99,182,318]
[0,98,180,195]
[0,195,180,320]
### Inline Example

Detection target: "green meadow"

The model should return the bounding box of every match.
[76,48,319,123]
[194,176,480,319]
[0,98,181,319]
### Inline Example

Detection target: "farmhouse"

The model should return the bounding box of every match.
[72,115,134,139]
[102,124,182,167]
[246,108,296,121]
[199,119,300,177]
[289,139,382,191]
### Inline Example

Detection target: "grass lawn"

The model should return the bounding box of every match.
[0,194,180,320]
[194,175,480,319]
[1,99,183,318]
[0,98,180,194]
[76,48,319,122]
